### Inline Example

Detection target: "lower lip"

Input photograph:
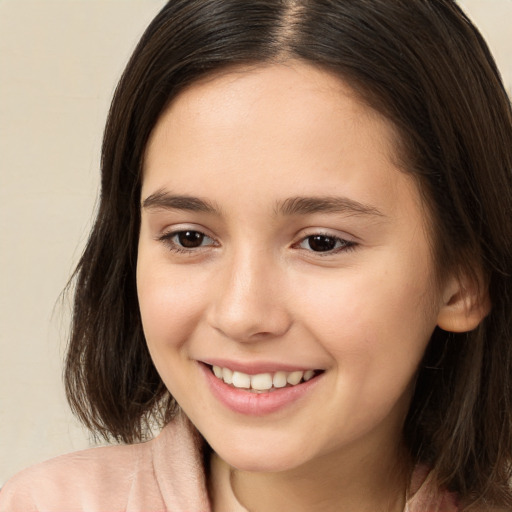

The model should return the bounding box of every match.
[199,363,323,416]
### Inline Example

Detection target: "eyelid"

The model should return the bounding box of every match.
[294,227,357,242]
[155,222,216,239]
[292,229,358,255]
[156,224,219,253]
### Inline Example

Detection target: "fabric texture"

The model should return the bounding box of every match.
[0,414,458,511]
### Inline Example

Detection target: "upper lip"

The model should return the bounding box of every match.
[199,358,321,375]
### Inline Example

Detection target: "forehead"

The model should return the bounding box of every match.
[145,62,398,160]
[142,62,419,222]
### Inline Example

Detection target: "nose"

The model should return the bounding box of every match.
[206,248,292,343]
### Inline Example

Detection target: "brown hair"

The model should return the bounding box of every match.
[65,0,512,507]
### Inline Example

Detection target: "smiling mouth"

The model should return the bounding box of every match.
[209,365,323,393]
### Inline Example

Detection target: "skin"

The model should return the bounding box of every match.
[136,62,478,511]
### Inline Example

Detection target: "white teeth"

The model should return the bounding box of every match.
[286,371,303,385]
[251,373,273,391]
[222,367,233,384]
[211,365,317,391]
[232,371,251,389]
[273,371,288,388]
[304,370,315,382]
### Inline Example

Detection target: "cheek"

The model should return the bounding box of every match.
[293,258,438,381]
[293,269,437,444]
[136,257,212,403]
[136,256,208,351]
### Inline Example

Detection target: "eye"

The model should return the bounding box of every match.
[174,230,210,248]
[159,229,216,252]
[298,234,355,253]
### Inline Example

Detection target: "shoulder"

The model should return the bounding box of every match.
[462,503,512,512]
[459,506,512,512]
[406,466,512,512]
[0,416,210,512]
[406,465,458,512]
[0,441,150,511]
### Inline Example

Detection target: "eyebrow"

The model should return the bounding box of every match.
[141,190,384,219]
[277,196,385,218]
[142,190,219,214]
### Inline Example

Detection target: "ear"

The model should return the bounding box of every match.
[436,273,491,332]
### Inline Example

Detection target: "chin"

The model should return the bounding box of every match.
[221,453,302,473]
[210,437,310,473]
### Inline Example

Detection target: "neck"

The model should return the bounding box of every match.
[209,441,411,512]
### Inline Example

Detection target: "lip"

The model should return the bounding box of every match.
[201,357,319,375]
[199,362,323,416]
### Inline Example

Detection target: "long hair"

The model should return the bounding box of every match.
[65,1,512,507]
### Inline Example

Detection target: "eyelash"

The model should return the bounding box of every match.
[157,230,357,255]
[158,230,217,254]
[295,232,357,255]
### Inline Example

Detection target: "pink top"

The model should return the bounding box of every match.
[0,415,459,511]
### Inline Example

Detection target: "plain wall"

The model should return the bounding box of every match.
[0,0,510,486]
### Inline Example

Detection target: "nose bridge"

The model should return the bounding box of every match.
[208,243,291,342]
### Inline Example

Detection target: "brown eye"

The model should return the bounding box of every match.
[307,235,337,252]
[158,229,216,254]
[299,234,354,253]
[176,230,206,248]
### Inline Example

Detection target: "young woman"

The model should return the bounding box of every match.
[2,1,511,510]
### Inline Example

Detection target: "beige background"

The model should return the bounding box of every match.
[0,0,510,486]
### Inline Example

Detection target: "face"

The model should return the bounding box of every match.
[137,62,447,473]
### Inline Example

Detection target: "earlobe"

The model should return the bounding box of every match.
[436,275,491,333]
